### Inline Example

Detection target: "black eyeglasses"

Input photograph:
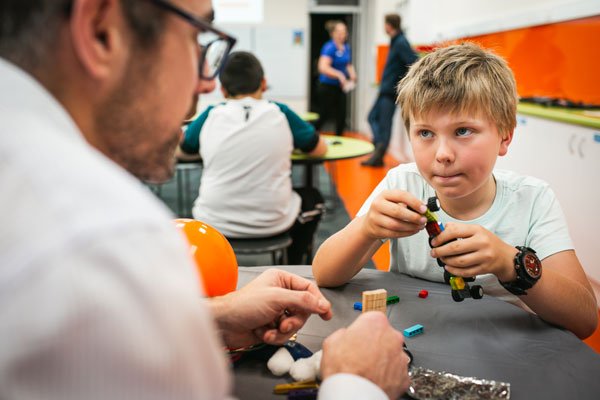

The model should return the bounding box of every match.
[144,0,236,80]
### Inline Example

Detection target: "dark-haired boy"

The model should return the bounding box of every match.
[178,51,328,264]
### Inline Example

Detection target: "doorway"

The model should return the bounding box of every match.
[309,12,357,132]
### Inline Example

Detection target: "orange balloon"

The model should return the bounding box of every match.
[173,218,238,297]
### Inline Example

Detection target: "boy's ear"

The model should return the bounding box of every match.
[498,129,514,156]
[260,78,267,92]
[220,86,229,98]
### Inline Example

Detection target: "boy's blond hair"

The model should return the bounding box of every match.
[396,42,518,138]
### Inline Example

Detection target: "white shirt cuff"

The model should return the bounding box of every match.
[318,373,388,400]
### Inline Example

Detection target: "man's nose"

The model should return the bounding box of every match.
[195,76,216,95]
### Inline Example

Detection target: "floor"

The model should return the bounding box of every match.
[150,131,600,354]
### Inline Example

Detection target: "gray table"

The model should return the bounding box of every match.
[233,266,600,399]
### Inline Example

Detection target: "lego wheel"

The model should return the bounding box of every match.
[437,257,445,267]
[451,290,464,302]
[428,236,435,248]
[443,269,451,284]
[470,285,484,299]
[427,196,440,212]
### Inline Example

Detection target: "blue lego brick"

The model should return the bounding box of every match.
[403,324,424,338]
[353,302,362,311]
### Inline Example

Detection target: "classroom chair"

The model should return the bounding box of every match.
[226,232,293,265]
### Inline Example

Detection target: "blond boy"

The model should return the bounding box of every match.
[313,43,597,339]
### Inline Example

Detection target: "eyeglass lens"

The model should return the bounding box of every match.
[197,30,231,79]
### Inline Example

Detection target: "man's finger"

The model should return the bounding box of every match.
[275,273,333,319]
[271,288,331,320]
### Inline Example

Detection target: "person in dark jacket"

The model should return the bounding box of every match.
[362,14,418,167]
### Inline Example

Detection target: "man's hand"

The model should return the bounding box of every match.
[321,312,411,399]
[209,269,332,348]
[430,222,518,281]
[362,190,427,240]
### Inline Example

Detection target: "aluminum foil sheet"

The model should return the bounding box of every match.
[408,366,510,400]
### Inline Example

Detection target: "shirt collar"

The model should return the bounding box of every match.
[0,57,86,145]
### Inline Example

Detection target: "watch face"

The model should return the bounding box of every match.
[523,253,542,278]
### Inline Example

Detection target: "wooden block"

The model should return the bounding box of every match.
[362,289,387,313]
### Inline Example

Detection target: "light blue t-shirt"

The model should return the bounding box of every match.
[357,163,573,307]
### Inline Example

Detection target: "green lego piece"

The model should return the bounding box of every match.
[386,296,400,304]
[423,209,438,223]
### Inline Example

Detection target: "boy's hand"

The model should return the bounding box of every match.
[430,222,519,281]
[362,190,427,240]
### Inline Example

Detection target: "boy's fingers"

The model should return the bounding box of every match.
[378,201,426,225]
[375,215,423,234]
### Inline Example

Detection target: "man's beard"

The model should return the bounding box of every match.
[93,57,182,184]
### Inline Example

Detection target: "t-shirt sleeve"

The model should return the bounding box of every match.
[526,185,574,260]
[180,105,214,155]
[274,102,319,152]
[320,41,336,58]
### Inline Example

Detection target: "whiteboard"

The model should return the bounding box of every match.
[204,26,307,100]
[254,27,307,99]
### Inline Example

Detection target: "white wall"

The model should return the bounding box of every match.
[198,0,310,114]
[355,0,415,162]
[404,0,600,43]
[355,0,600,162]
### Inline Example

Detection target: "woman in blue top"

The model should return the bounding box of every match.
[314,20,357,136]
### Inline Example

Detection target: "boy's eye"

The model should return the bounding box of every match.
[418,130,433,138]
[455,127,473,136]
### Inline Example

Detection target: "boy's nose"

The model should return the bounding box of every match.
[435,139,455,164]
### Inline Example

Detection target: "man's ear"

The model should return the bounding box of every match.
[498,129,514,156]
[69,0,127,80]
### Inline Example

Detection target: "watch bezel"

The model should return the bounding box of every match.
[515,246,542,283]
[499,246,542,295]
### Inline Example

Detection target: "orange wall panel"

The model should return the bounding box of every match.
[463,15,600,105]
[376,45,389,84]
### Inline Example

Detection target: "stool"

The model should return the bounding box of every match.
[227,232,293,265]
[175,161,202,217]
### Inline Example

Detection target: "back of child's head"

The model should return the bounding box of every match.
[219,51,264,97]
[396,42,518,137]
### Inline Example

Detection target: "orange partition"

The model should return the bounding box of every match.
[376,45,389,83]
[462,15,600,105]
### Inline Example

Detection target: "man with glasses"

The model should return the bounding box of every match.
[0,1,410,399]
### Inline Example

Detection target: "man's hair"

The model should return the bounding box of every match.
[219,51,264,97]
[396,42,518,137]
[385,14,401,31]
[0,0,166,71]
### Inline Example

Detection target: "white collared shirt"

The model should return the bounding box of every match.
[0,57,232,399]
[0,57,384,400]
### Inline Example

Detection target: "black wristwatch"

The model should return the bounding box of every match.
[499,246,542,296]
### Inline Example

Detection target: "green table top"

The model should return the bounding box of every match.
[517,103,600,129]
[291,135,374,162]
[299,112,319,122]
